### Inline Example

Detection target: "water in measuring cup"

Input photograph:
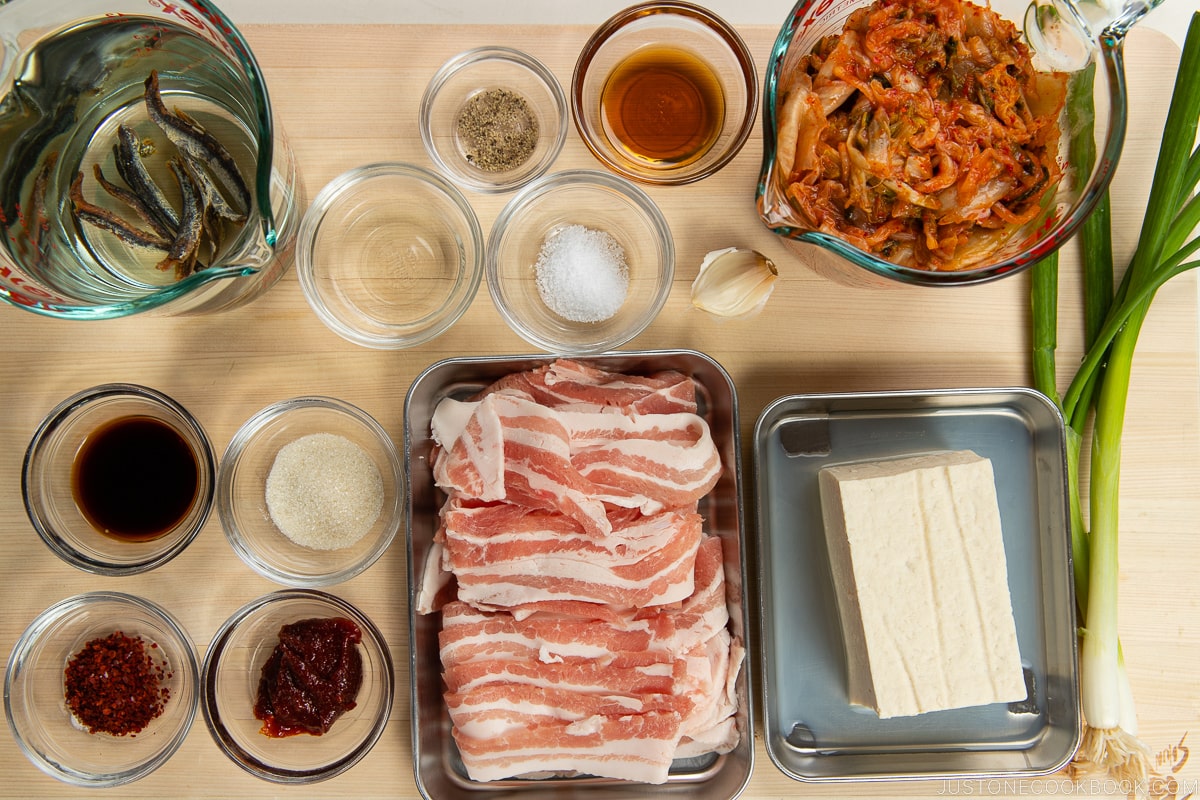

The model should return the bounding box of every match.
[0,15,260,305]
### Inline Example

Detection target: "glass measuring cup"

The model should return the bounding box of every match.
[756,0,1165,287]
[0,0,301,317]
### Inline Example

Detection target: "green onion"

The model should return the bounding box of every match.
[1031,11,1200,780]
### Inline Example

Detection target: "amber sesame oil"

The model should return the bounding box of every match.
[599,45,725,168]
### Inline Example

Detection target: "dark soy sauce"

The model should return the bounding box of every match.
[72,415,199,541]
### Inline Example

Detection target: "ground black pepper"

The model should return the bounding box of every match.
[454,88,539,172]
[64,631,172,736]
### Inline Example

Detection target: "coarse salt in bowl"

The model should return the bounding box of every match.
[216,397,404,587]
[486,169,674,354]
[5,591,199,788]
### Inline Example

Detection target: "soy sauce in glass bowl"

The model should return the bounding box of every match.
[22,383,215,576]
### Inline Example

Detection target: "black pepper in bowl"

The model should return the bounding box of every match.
[455,88,539,172]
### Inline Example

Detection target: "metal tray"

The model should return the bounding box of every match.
[404,350,753,800]
[753,388,1080,782]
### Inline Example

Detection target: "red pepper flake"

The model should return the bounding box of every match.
[63,631,171,736]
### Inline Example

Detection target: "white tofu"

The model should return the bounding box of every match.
[818,450,1026,719]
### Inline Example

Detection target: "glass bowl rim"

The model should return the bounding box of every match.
[570,0,761,186]
[484,168,676,354]
[419,45,570,194]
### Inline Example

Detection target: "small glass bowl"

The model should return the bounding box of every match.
[421,46,568,193]
[296,163,484,349]
[22,384,215,576]
[571,0,759,185]
[5,591,200,788]
[486,169,674,354]
[217,397,405,588]
[201,589,394,784]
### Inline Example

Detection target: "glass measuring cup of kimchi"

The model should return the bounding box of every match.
[756,0,1165,287]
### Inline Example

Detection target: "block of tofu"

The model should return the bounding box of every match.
[818,450,1026,719]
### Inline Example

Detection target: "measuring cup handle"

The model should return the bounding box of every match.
[1025,0,1166,70]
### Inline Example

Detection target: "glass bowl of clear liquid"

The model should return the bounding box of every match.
[0,0,302,318]
[295,163,485,349]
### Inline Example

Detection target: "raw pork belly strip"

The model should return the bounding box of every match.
[449,706,687,785]
[439,602,675,668]
[478,358,699,414]
[442,503,702,609]
[561,410,721,515]
[439,537,741,785]
[434,393,612,537]
[439,537,728,668]
[433,394,721,522]
[423,360,741,785]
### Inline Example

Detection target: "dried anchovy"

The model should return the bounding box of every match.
[114,123,180,234]
[156,159,205,280]
[180,155,245,258]
[181,155,246,225]
[92,163,176,241]
[28,151,58,258]
[144,70,251,215]
[69,172,171,251]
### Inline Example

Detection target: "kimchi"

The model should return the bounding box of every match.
[775,0,1068,270]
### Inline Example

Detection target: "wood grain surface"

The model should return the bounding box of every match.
[1,22,1196,800]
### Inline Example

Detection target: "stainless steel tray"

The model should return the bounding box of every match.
[404,350,753,799]
[753,388,1080,782]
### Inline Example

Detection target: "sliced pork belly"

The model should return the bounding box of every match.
[434,393,612,537]
[479,359,698,414]
[440,605,696,784]
[676,629,742,749]
[442,503,702,609]
[414,536,454,615]
[437,534,741,784]
[445,656,679,699]
[561,410,722,514]
[671,535,732,650]
[427,360,740,785]
[439,601,672,668]
[445,683,690,738]
[449,705,687,784]
[435,394,721,520]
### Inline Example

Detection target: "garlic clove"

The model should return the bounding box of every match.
[690,247,778,319]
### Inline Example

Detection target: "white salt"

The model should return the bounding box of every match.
[265,432,383,551]
[533,224,629,323]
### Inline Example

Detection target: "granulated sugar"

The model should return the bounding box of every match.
[534,224,628,323]
[265,432,383,550]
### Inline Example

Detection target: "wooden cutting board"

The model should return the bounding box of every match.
[0,22,1195,800]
